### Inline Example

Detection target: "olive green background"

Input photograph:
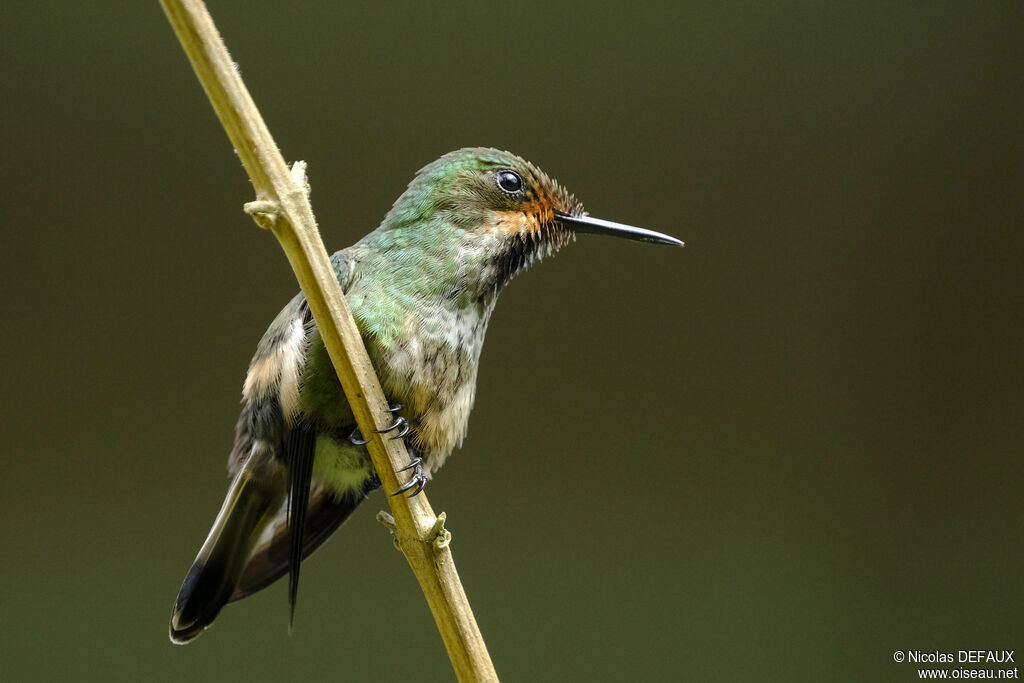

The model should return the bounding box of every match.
[2,2,1021,681]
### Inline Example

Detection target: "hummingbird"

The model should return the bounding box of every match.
[168,147,682,644]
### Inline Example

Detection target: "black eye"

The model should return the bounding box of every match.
[496,170,524,195]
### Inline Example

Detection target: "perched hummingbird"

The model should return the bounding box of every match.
[169,147,682,644]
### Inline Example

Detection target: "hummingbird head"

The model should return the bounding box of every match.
[374,147,682,289]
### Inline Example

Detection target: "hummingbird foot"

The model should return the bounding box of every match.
[374,416,410,439]
[349,404,423,495]
[349,404,407,445]
[391,452,427,498]
[373,404,410,439]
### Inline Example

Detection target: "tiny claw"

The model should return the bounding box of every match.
[398,457,422,473]
[391,477,416,496]
[391,473,427,498]
[391,420,411,439]
[387,403,403,413]
[348,427,370,446]
[374,416,408,436]
[408,478,427,497]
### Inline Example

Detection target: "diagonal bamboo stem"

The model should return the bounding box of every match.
[158,1,498,679]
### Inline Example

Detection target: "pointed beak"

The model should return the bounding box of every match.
[554,211,684,247]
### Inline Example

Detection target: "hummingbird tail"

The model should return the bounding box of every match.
[169,468,281,645]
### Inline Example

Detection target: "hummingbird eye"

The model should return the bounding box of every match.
[495,170,524,195]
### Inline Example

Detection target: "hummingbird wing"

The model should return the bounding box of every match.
[169,464,285,643]
[229,476,379,602]
[227,246,376,606]
[171,249,368,641]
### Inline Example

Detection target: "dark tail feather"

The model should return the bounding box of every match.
[169,469,282,644]
[285,428,316,629]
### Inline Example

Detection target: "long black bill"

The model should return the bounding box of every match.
[554,211,683,247]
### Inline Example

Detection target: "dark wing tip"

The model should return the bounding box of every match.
[169,559,225,644]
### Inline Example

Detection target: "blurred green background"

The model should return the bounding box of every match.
[2,1,1021,681]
